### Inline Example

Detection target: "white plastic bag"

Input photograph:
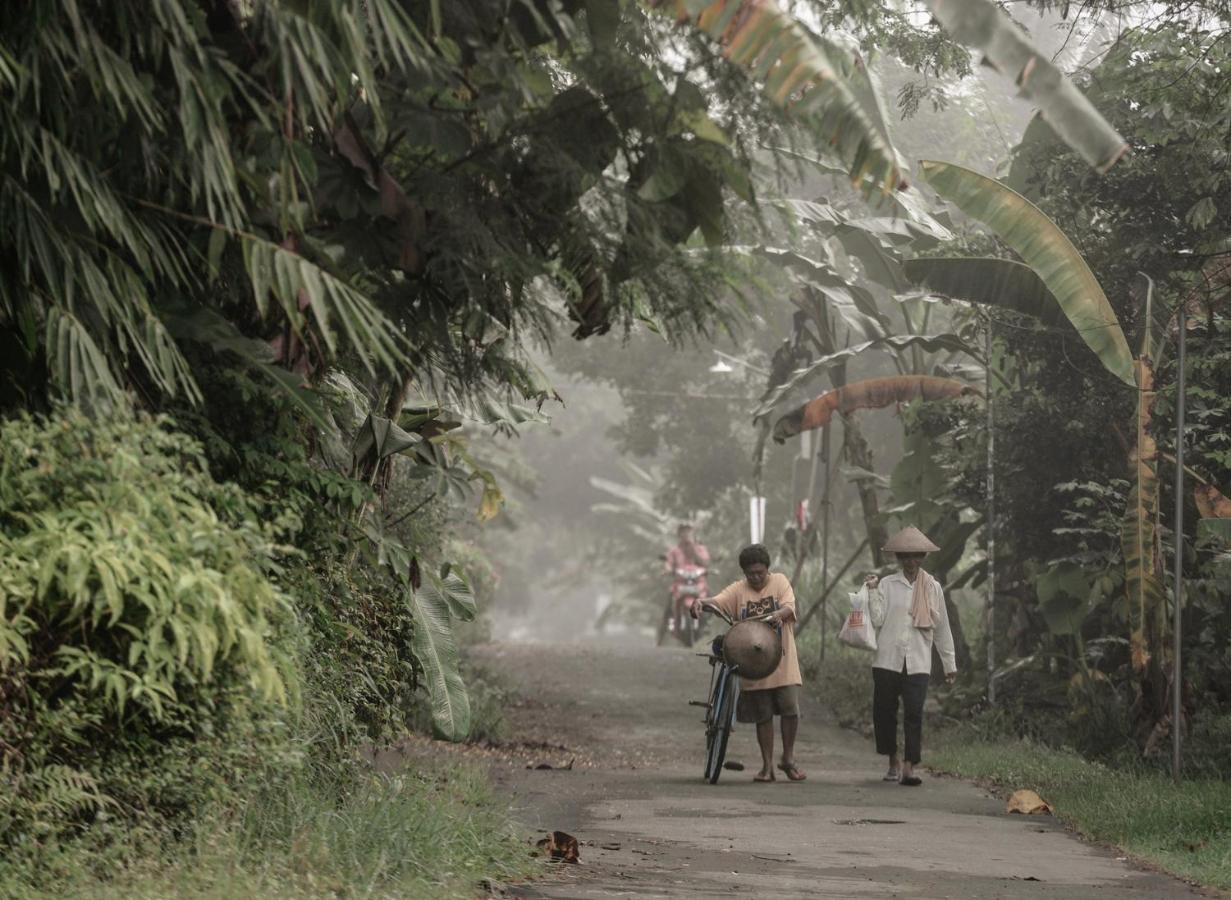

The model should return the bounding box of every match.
[838,586,878,652]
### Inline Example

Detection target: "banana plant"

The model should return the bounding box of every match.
[910,163,1182,686]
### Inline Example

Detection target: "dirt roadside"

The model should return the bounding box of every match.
[449,636,1211,900]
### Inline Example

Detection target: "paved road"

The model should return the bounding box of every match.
[469,636,1209,900]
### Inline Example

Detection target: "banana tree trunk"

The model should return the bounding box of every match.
[840,411,888,568]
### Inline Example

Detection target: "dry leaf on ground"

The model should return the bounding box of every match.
[1006,789,1052,815]
[537,830,581,863]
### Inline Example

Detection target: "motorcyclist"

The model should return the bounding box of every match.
[664,523,710,643]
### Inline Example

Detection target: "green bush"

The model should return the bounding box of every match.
[0,412,295,852]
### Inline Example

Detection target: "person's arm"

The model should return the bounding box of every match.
[770,576,797,624]
[932,579,958,679]
[663,547,677,576]
[696,582,736,619]
[694,544,711,567]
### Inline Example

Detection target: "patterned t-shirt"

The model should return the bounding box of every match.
[710,572,801,691]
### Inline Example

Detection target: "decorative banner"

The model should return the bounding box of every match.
[749,495,767,545]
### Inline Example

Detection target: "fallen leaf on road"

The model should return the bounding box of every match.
[537,830,580,864]
[1006,789,1052,815]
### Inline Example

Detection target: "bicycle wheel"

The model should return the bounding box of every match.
[704,669,737,783]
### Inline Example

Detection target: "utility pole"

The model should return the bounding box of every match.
[1172,304,1187,783]
[986,312,996,706]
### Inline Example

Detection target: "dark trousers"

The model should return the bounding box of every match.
[872,665,930,764]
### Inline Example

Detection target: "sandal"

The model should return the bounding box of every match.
[899,775,922,787]
[753,771,776,783]
[883,769,900,782]
[777,761,807,782]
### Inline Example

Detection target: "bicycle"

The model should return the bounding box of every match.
[689,601,775,784]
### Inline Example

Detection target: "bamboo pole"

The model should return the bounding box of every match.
[797,537,870,630]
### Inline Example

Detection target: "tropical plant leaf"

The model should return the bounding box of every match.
[1122,357,1165,673]
[407,578,472,741]
[755,334,978,416]
[919,161,1135,386]
[1194,484,1231,519]
[1036,562,1091,636]
[921,0,1128,172]
[653,1,904,194]
[352,413,421,467]
[1195,484,1231,546]
[903,257,1073,330]
[773,375,979,442]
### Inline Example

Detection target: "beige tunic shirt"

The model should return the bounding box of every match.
[868,573,957,676]
[711,572,800,691]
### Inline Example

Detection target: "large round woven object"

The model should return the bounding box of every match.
[722,620,782,680]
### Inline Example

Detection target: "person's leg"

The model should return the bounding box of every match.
[872,667,901,774]
[755,719,775,779]
[775,686,805,780]
[737,690,775,781]
[900,673,930,783]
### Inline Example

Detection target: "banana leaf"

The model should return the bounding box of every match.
[408,576,472,741]
[921,0,1128,172]
[655,1,904,194]
[919,161,1135,386]
[773,375,979,442]
[755,333,978,417]
[903,257,1072,330]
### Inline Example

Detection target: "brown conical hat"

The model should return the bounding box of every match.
[883,525,940,553]
[722,620,782,680]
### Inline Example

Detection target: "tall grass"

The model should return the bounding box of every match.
[930,735,1231,889]
[1,760,540,899]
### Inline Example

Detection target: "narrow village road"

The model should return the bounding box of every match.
[462,635,1209,900]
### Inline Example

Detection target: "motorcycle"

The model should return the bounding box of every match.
[657,564,708,647]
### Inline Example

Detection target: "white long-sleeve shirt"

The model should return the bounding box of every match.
[868,573,957,676]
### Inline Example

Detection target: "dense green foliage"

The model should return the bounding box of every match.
[0,413,294,856]
[0,0,1223,892]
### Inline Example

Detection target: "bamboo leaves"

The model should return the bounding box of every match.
[919,161,1135,386]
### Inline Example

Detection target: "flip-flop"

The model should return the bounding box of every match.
[753,772,776,783]
[777,761,807,782]
[900,775,922,787]
[883,769,900,782]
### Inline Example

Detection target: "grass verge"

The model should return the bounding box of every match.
[2,759,541,899]
[928,734,1231,891]
[798,636,1231,891]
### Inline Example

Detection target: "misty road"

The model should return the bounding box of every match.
[472,636,1205,900]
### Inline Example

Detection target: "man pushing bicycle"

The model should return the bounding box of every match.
[692,543,804,783]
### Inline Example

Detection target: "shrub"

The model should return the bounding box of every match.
[0,412,294,851]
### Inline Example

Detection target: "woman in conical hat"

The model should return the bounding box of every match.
[864,526,957,786]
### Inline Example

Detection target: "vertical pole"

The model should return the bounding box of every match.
[819,425,832,659]
[1172,305,1186,783]
[986,313,997,706]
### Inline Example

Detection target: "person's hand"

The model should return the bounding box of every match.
[689,603,702,620]
[945,671,958,685]
[864,574,879,590]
